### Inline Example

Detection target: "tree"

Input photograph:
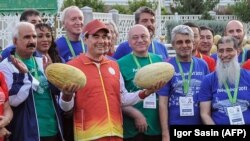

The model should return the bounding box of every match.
[111,0,158,14]
[170,0,219,19]
[128,0,158,13]
[62,0,105,12]
[231,0,250,23]
[112,4,130,14]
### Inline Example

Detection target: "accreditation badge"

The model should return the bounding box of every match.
[179,96,194,116]
[143,93,156,109]
[227,105,245,125]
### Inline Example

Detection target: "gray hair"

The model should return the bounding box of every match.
[217,36,239,50]
[104,21,119,36]
[60,6,83,24]
[12,22,35,39]
[171,25,194,44]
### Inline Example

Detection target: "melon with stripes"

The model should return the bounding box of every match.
[134,62,175,89]
[45,63,87,91]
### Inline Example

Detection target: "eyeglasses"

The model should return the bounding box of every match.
[131,34,149,41]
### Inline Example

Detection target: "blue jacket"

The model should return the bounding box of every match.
[1,45,15,61]
[0,50,64,141]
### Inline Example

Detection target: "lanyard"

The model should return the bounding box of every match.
[65,36,85,57]
[176,57,194,95]
[240,49,246,65]
[15,53,39,80]
[223,72,240,105]
[132,53,152,69]
[151,41,155,54]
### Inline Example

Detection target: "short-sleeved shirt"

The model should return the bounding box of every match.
[198,69,250,124]
[56,36,86,62]
[118,53,163,138]
[158,57,209,125]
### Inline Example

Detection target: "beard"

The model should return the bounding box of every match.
[216,55,240,87]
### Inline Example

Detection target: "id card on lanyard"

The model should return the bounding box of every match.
[179,96,194,116]
[224,72,244,124]
[176,58,194,116]
[143,93,157,109]
[227,105,245,125]
[132,53,156,109]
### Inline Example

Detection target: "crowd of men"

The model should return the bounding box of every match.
[0,5,249,141]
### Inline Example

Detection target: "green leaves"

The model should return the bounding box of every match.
[171,0,219,19]
[111,0,158,14]
[62,0,105,12]
[231,0,250,23]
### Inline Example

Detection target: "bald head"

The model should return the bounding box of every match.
[61,6,83,24]
[225,20,244,30]
[128,24,151,56]
[224,20,245,46]
[128,24,150,39]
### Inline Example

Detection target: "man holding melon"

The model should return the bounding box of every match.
[59,19,164,141]
[158,25,209,141]
[117,24,164,141]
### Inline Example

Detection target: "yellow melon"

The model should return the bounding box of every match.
[210,44,217,54]
[242,38,247,46]
[134,62,175,89]
[214,35,222,45]
[45,63,87,90]
[243,44,250,50]
[247,38,250,44]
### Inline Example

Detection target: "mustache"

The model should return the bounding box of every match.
[27,43,36,48]
[147,27,154,32]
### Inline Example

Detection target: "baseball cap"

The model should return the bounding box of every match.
[83,19,109,35]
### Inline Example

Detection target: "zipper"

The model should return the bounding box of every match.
[94,63,112,133]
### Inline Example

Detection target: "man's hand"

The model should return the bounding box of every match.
[61,83,81,101]
[134,112,148,133]
[0,127,11,138]
[0,116,10,128]
[10,55,28,73]
[42,54,52,70]
[144,81,166,96]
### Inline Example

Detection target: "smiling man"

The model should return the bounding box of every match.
[59,20,164,141]
[199,36,250,125]
[211,20,250,64]
[56,6,86,62]
[158,25,209,141]
[224,20,250,65]
[117,24,163,141]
